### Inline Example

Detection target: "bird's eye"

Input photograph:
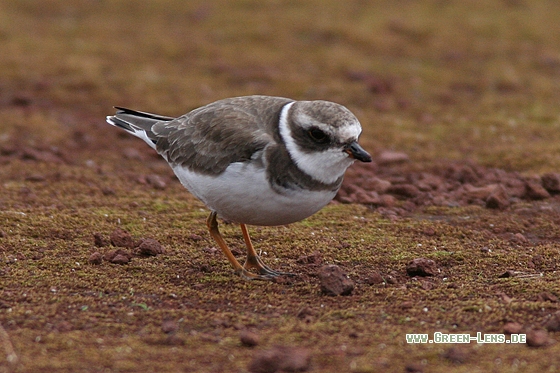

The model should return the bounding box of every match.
[308,128,329,143]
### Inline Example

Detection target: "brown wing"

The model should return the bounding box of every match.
[152,96,292,175]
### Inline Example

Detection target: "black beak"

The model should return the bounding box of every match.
[344,141,372,162]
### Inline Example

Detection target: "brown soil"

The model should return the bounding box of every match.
[2,1,560,372]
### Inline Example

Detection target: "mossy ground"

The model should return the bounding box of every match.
[2,0,560,372]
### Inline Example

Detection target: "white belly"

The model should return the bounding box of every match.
[172,163,337,226]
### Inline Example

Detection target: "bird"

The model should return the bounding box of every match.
[106,95,372,280]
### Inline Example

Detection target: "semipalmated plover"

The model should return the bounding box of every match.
[107,95,371,280]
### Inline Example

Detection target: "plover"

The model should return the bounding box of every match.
[106,95,371,280]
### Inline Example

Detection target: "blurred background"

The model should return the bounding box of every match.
[1,0,560,171]
[3,2,560,371]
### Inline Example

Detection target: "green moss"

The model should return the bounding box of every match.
[2,0,560,371]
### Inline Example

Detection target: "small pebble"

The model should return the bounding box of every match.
[406,258,437,277]
[318,265,354,296]
[503,322,523,334]
[526,329,552,348]
[93,233,107,247]
[486,185,510,209]
[400,301,413,309]
[240,330,260,347]
[365,272,384,285]
[248,346,310,373]
[136,238,165,256]
[104,249,132,264]
[537,292,558,302]
[88,252,103,265]
[146,174,167,190]
[541,173,560,193]
[544,311,560,332]
[55,321,73,332]
[110,228,135,249]
[524,179,550,200]
[296,251,322,265]
[161,320,179,334]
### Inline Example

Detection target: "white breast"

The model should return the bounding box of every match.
[172,162,337,226]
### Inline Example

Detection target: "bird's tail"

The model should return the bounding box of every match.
[106,107,175,149]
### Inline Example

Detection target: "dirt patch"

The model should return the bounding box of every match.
[4,116,560,373]
[338,154,560,213]
[2,1,560,372]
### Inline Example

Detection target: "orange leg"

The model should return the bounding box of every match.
[240,223,294,277]
[206,212,284,280]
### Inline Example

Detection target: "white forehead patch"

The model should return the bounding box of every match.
[338,121,362,141]
[292,111,314,129]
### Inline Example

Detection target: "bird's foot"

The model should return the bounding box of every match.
[234,268,277,281]
[243,254,295,279]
